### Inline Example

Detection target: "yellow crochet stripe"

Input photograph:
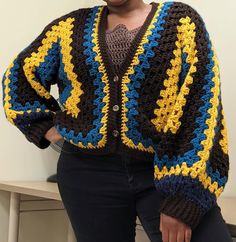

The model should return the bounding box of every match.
[3,57,51,124]
[154,44,223,197]
[196,45,220,171]
[90,6,110,148]
[120,2,164,153]
[151,16,198,134]
[61,18,84,118]
[23,23,60,100]
[219,109,229,154]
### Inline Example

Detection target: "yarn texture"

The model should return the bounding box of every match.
[2,1,229,229]
[105,23,142,73]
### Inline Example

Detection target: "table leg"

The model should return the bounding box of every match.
[67,218,77,242]
[8,192,20,242]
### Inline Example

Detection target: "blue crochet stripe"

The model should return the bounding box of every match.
[57,40,74,106]
[154,21,221,173]
[154,174,216,211]
[7,58,49,112]
[206,162,228,187]
[56,6,105,146]
[125,1,173,148]
[35,41,60,89]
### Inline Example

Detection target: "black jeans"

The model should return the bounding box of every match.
[56,141,232,242]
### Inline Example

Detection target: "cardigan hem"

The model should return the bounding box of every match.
[60,138,155,162]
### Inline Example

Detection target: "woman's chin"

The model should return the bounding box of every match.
[104,0,128,7]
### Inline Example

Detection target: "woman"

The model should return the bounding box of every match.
[2,0,232,241]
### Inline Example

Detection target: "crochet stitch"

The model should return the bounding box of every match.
[105,23,142,74]
[2,1,229,229]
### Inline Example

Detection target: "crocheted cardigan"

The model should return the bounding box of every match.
[2,1,229,229]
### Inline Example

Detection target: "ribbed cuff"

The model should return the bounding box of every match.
[24,118,55,149]
[159,195,205,229]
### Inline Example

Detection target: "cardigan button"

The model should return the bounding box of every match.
[112,130,119,137]
[113,75,119,82]
[112,105,119,112]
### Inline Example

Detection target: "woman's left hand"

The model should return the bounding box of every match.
[44,126,63,143]
[160,212,192,242]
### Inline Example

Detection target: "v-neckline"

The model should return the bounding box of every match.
[98,1,158,80]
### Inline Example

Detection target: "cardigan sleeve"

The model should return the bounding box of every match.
[1,18,62,149]
[153,3,230,229]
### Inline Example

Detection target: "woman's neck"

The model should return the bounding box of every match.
[106,0,149,17]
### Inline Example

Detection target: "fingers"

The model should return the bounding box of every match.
[177,229,185,242]
[184,228,192,242]
[161,227,169,242]
[169,230,177,242]
[160,213,192,242]
[160,213,163,232]
[162,229,189,242]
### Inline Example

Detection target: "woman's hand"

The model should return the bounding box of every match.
[160,213,192,242]
[44,126,63,143]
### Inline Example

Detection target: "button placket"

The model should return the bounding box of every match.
[110,74,120,139]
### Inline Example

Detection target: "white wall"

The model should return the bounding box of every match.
[0,0,235,241]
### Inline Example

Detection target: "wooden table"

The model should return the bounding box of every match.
[0,181,235,242]
[0,181,76,242]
